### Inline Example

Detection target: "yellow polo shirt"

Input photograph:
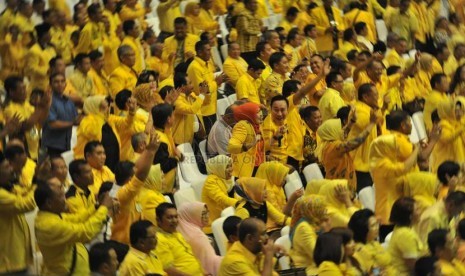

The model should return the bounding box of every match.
[90,166,115,196]
[122,36,145,74]
[236,73,261,104]
[423,90,449,131]
[65,185,96,214]
[187,57,218,116]
[74,21,104,55]
[318,88,346,122]
[172,93,204,145]
[69,70,95,98]
[88,68,110,96]
[24,43,56,91]
[119,247,166,276]
[223,57,248,87]
[109,64,138,98]
[355,71,401,108]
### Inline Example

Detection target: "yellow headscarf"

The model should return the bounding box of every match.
[144,164,164,191]
[398,171,438,214]
[318,179,350,212]
[134,83,162,108]
[184,2,200,17]
[437,98,456,121]
[83,95,106,115]
[316,119,343,161]
[255,161,290,187]
[236,177,266,205]
[290,195,328,227]
[206,155,234,191]
[368,134,398,171]
[305,179,334,196]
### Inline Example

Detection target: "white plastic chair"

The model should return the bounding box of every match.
[217,98,230,119]
[220,44,228,61]
[164,195,172,203]
[212,217,229,256]
[221,206,235,217]
[177,143,207,189]
[65,65,74,78]
[218,15,229,44]
[375,19,388,43]
[70,126,77,150]
[284,171,303,200]
[412,111,426,141]
[409,117,421,144]
[382,231,393,249]
[281,225,290,236]
[227,93,237,104]
[25,208,42,275]
[173,188,197,207]
[358,186,375,211]
[176,165,192,190]
[274,235,291,270]
[199,139,208,163]
[302,163,324,182]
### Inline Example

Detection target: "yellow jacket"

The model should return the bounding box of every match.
[187,56,218,116]
[299,37,318,61]
[384,50,406,69]
[353,241,396,276]
[235,200,290,230]
[409,1,432,44]
[202,174,238,224]
[74,21,104,55]
[172,93,204,145]
[24,43,57,91]
[88,68,110,96]
[146,55,171,81]
[122,36,145,74]
[119,3,148,30]
[296,11,314,31]
[102,10,121,35]
[262,115,289,164]
[109,64,138,98]
[333,41,360,61]
[317,261,345,276]
[236,73,261,104]
[423,90,449,131]
[65,185,97,214]
[0,35,26,80]
[319,180,359,227]
[136,187,167,226]
[289,221,318,274]
[69,70,95,98]
[161,34,199,68]
[119,247,166,276]
[118,111,146,162]
[103,33,121,76]
[19,158,36,189]
[318,88,346,122]
[48,0,71,20]
[310,6,346,52]
[50,25,76,65]
[35,207,108,276]
[344,9,377,43]
[198,8,219,34]
[223,57,248,87]
[0,187,35,274]
[156,1,182,33]
[387,226,425,276]
[91,166,115,196]
[283,43,302,70]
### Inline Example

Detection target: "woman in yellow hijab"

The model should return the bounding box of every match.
[73,95,136,170]
[234,177,290,235]
[431,98,465,173]
[201,155,238,225]
[288,195,329,275]
[397,171,439,218]
[304,179,329,195]
[318,179,359,228]
[184,2,203,36]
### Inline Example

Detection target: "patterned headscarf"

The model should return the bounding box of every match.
[290,195,328,227]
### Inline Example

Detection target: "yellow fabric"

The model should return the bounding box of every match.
[122,36,145,74]
[423,90,449,131]
[90,166,115,196]
[103,33,121,76]
[353,241,396,276]
[4,102,39,160]
[305,179,330,195]
[318,179,358,227]
[12,13,34,46]
[305,73,327,106]
[296,11,313,32]
[262,114,289,164]
[119,110,146,162]
[264,71,289,105]
[109,64,138,99]
[35,207,108,275]
[409,1,432,44]
[19,158,36,189]
[283,43,301,70]
[88,68,110,96]
[119,247,166,276]
[315,118,343,161]
[187,56,218,116]
[48,0,71,20]
[236,72,261,104]
[437,259,465,276]
[223,57,248,87]
[255,0,269,19]
[258,58,273,104]
[310,6,346,52]
[24,43,56,91]
[341,81,356,104]
[161,34,199,68]
[155,229,204,275]
[385,9,418,49]
[102,10,121,36]
[111,176,145,244]
[0,187,35,273]
[0,8,16,39]
[397,171,438,215]
[146,56,171,81]
[387,226,425,276]
[172,93,204,145]
[355,72,401,109]
[236,9,263,52]
[255,162,289,212]
[135,165,167,225]
[344,9,377,43]
[50,25,75,65]
[333,41,360,62]
[198,8,219,36]
[156,1,182,33]
[384,50,406,69]
[74,21,104,55]
[65,185,96,214]
[317,261,344,276]
[0,35,26,81]
[69,70,95,98]
[289,221,318,274]
[299,37,318,61]
[318,88,346,122]
[155,128,176,192]
[417,200,450,245]
[235,200,290,229]
[286,96,307,162]
[278,19,295,35]
[120,3,148,30]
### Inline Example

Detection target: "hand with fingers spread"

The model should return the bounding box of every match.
[146,131,161,152]
[127,97,138,115]
[164,88,181,105]
[335,184,353,207]
[4,114,22,136]
[215,72,228,86]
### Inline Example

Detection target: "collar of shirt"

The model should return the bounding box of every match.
[194,56,209,67]
[128,247,150,260]
[72,184,91,198]
[230,241,259,265]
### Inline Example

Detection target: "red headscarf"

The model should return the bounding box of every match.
[233,102,261,134]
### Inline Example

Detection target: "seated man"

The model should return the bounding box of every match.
[207,104,236,156]
[89,243,119,276]
[222,215,242,251]
[427,229,465,274]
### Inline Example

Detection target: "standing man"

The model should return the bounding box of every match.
[109,45,138,99]
[162,17,199,70]
[236,0,264,63]
[121,20,145,74]
[75,3,104,54]
[69,53,95,98]
[318,72,346,121]
[156,0,182,42]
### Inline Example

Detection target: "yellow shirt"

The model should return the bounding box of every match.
[333,41,360,61]
[0,187,35,274]
[111,176,145,245]
[387,226,425,276]
[262,115,289,164]
[69,70,95,98]
[264,71,289,105]
[278,19,296,35]
[258,58,273,104]
[48,0,71,20]
[119,3,148,30]
[236,73,261,104]
[155,229,204,275]
[122,36,145,74]
[318,88,346,122]
[187,56,218,116]
[305,73,327,106]
[438,259,465,276]
[146,55,171,81]
[202,174,238,224]
[24,43,56,91]
[0,8,16,39]
[65,185,96,214]
[74,21,104,55]
[409,1,432,44]
[4,102,39,160]
[88,68,110,96]
[119,247,166,276]
[384,50,406,69]
[35,207,108,276]
[0,36,26,80]
[161,34,199,70]
[299,37,318,61]
[283,43,301,69]
[19,158,36,189]
[90,166,115,196]
[296,11,313,31]
[223,57,248,87]
[344,9,377,43]
[423,90,449,131]
[236,9,263,52]
[355,72,401,109]
[12,13,34,46]
[136,186,167,225]
[198,8,219,36]
[102,10,121,35]
[50,25,76,65]
[317,261,345,276]
[353,241,396,276]
[117,110,146,162]
[417,200,449,245]
[289,221,318,275]
[235,201,290,230]
[103,33,122,76]
[310,6,346,52]
[156,1,182,33]
[109,64,138,98]
[385,10,418,49]
[172,93,204,145]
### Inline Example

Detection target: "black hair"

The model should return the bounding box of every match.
[435,43,449,56]
[159,86,174,100]
[437,161,460,185]
[89,242,113,272]
[348,208,375,244]
[300,105,320,121]
[142,29,155,41]
[4,76,23,97]
[114,161,135,185]
[282,80,301,97]
[450,65,465,94]
[346,49,358,61]
[49,55,63,68]
[286,6,299,17]
[151,103,174,129]
[357,83,374,101]
[174,72,188,89]
[458,218,465,240]
[87,3,100,16]
[34,181,55,209]
[137,70,159,86]
[174,17,187,25]
[115,89,132,110]
[156,202,177,222]
[35,23,51,40]
[330,227,354,245]
[389,197,415,226]
[130,220,154,246]
[200,31,210,42]
[286,28,300,44]
[4,145,26,160]
[248,59,266,71]
[373,40,387,54]
[122,20,136,35]
[223,216,242,241]
[445,191,465,206]
[337,106,351,124]
[431,110,440,125]
[415,256,439,276]
[195,40,209,53]
[354,22,367,34]
[88,50,103,61]
[385,110,409,131]
[343,28,355,41]
[427,229,448,255]
[255,41,268,54]
[49,72,65,84]
[68,159,88,183]
[84,141,103,157]
[270,95,289,108]
[325,72,342,87]
[386,65,401,76]
[358,50,372,58]
[98,181,114,199]
[314,232,343,266]
[430,73,446,89]
[73,53,89,67]
[304,24,316,36]
[269,52,287,70]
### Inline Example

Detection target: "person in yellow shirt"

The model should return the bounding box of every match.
[89,243,119,275]
[12,0,34,47]
[51,10,77,65]
[74,3,104,55]
[119,220,166,275]
[333,28,361,62]
[4,141,36,189]
[223,42,248,88]
[88,50,110,96]
[344,2,377,44]
[384,37,408,69]
[198,0,220,40]
[283,28,303,70]
[66,159,97,213]
[423,73,450,132]
[109,45,138,99]
[146,43,171,81]
[310,0,345,53]
[385,0,418,50]
[219,217,278,276]
[264,52,290,104]
[318,180,358,228]
[119,0,151,31]
[318,72,346,121]
[155,203,204,275]
[187,40,227,132]
[121,20,145,74]
[69,53,95,98]
[34,176,114,276]
[184,2,203,36]
[299,24,318,61]
[84,141,116,196]
[24,23,57,91]
[236,59,266,104]
[0,0,18,39]
[306,54,327,106]
[236,0,264,59]
[0,151,36,275]
[102,0,121,35]
[279,7,299,35]
[257,41,274,104]
[0,25,26,81]
[427,229,465,275]
[156,0,181,42]
[102,17,122,76]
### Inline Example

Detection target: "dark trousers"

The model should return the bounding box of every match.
[203,114,217,134]
[355,171,373,193]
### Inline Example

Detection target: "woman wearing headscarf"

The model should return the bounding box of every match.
[73,95,136,170]
[318,179,359,228]
[289,195,329,275]
[184,2,203,36]
[234,177,290,234]
[431,98,465,173]
[134,83,163,122]
[316,108,376,191]
[135,164,167,225]
[201,155,238,225]
[227,102,268,177]
[177,202,222,276]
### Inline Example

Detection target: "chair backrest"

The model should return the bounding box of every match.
[281,225,290,236]
[212,216,229,256]
[191,180,204,202]
[176,165,192,190]
[302,163,324,183]
[227,93,237,104]
[409,118,420,144]
[220,44,228,61]
[274,235,291,269]
[412,111,426,141]
[173,188,197,207]
[375,19,388,42]
[217,98,230,119]
[358,186,375,211]
[221,206,235,217]
[284,172,303,200]
[199,140,208,163]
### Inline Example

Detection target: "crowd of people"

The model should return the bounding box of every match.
[2,0,465,274]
